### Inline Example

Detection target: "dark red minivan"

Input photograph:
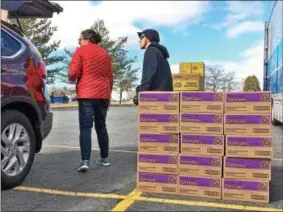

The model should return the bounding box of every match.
[1,0,63,190]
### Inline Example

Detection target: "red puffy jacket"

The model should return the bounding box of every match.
[68,43,113,100]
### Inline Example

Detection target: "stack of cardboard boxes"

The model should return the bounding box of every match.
[222,91,272,203]
[178,91,224,199]
[173,62,205,91]
[137,91,272,203]
[137,92,180,194]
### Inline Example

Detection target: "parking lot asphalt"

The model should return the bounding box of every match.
[2,107,283,211]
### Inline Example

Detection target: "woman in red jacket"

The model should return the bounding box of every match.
[68,29,113,172]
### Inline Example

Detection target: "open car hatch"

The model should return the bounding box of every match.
[1,0,63,18]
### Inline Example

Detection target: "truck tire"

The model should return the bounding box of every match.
[1,110,36,190]
[272,104,282,126]
[272,118,281,126]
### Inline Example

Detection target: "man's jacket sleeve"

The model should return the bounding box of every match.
[68,48,82,82]
[137,48,158,92]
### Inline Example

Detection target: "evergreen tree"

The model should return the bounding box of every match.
[13,18,65,83]
[243,75,261,91]
[114,49,139,104]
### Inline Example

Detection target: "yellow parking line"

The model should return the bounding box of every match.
[111,189,142,211]
[43,145,136,154]
[43,145,283,161]
[14,186,281,211]
[15,186,126,199]
[136,196,282,212]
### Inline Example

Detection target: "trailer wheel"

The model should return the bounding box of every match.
[272,103,282,126]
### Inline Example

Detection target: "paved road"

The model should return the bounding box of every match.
[2,108,283,211]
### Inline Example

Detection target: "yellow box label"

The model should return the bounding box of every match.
[191,62,205,76]
[179,62,192,74]
[173,80,200,91]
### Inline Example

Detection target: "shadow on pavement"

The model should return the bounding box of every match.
[270,164,283,203]
[18,149,138,195]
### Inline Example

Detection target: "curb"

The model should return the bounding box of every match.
[51,104,136,109]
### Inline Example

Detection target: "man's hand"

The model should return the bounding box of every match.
[133,95,138,106]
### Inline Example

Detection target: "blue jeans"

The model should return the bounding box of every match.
[78,99,109,160]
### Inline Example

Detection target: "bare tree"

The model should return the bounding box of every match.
[205,66,225,91]
[205,65,240,92]
[222,71,239,92]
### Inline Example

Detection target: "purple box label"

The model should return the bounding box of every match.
[180,156,222,167]
[225,158,271,170]
[181,114,223,123]
[140,134,179,144]
[138,173,177,184]
[224,179,269,192]
[226,92,271,103]
[182,135,223,145]
[225,115,271,125]
[140,114,179,123]
[139,154,178,164]
[181,92,223,102]
[179,176,221,188]
[227,137,272,147]
[139,93,179,102]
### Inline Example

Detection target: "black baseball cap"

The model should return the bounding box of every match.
[137,29,160,43]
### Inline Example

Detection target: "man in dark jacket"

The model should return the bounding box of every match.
[133,29,173,105]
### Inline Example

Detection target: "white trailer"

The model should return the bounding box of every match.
[263,0,283,125]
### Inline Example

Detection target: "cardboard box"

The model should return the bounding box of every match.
[180,113,223,135]
[223,157,271,181]
[138,92,179,114]
[222,179,269,203]
[137,153,178,174]
[226,136,273,159]
[172,74,204,91]
[224,114,272,136]
[138,133,179,154]
[139,114,179,134]
[191,62,205,77]
[179,62,192,73]
[137,172,178,194]
[181,134,224,156]
[180,92,224,113]
[178,176,221,199]
[225,92,271,114]
[179,155,222,178]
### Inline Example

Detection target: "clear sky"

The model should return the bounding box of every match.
[50,1,275,88]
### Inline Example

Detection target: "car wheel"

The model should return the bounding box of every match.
[1,110,36,190]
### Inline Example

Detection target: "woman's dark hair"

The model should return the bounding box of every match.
[81,29,102,44]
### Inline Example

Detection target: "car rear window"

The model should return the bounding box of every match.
[1,30,22,57]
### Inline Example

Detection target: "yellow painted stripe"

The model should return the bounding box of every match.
[112,189,142,212]
[43,145,136,154]
[14,186,282,211]
[136,196,282,212]
[15,186,126,199]
[273,158,283,162]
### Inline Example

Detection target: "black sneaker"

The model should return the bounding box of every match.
[77,160,89,172]
[96,158,111,167]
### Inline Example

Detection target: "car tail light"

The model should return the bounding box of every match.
[38,61,47,79]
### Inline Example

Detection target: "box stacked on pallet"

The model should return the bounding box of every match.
[137,92,180,195]
[172,62,205,91]
[222,92,272,203]
[178,91,224,199]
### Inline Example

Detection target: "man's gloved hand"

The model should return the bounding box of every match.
[133,95,138,106]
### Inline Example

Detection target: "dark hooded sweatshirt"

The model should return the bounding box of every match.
[136,42,173,92]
